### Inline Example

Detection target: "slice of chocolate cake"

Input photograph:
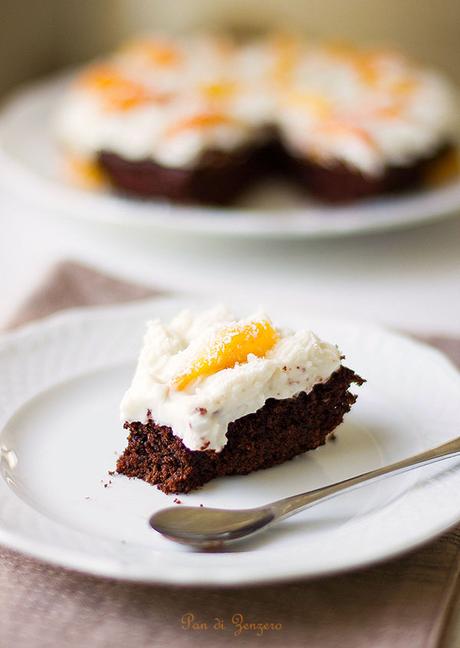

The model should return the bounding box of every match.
[116,307,364,494]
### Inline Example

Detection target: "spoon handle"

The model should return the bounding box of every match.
[271,436,460,520]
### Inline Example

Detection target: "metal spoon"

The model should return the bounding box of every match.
[149,436,460,549]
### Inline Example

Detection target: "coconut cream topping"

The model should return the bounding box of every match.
[56,34,457,175]
[120,306,341,452]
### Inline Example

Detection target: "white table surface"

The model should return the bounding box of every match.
[1,192,460,335]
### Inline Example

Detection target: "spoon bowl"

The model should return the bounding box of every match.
[150,506,274,548]
[149,436,460,550]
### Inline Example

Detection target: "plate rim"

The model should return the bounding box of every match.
[1,297,460,585]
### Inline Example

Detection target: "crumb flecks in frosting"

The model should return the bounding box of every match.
[120,306,341,452]
[56,34,457,174]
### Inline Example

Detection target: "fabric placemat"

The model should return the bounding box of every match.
[1,261,460,648]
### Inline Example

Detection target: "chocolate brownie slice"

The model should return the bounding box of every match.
[117,365,364,494]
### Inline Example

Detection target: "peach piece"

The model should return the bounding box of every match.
[78,65,163,110]
[172,319,279,391]
[121,40,183,67]
[165,113,239,138]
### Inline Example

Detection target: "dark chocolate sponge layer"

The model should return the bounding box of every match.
[98,141,452,205]
[98,141,283,206]
[291,143,452,203]
[116,365,365,494]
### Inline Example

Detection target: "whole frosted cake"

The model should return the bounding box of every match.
[56,33,457,204]
[117,306,365,493]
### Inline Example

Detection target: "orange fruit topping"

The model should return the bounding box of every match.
[392,78,418,96]
[318,119,375,146]
[324,41,383,86]
[165,112,238,137]
[66,155,108,189]
[78,65,162,110]
[373,103,403,119]
[171,319,279,391]
[284,90,332,118]
[425,149,460,187]
[272,34,300,84]
[122,40,182,67]
[200,81,238,101]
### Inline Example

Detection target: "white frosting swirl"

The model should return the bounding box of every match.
[120,306,341,452]
[55,34,458,175]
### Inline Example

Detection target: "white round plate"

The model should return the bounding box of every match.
[1,296,460,585]
[1,76,460,239]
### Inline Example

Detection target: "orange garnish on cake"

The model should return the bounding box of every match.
[165,112,239,137]
[324,42,384,86]
[66,154,108,189]
[78,65,164,110]
[272,34,300,84]
[425,148,460,187]
[201,81,239,101]
[121,39,183,67]
[371,103,403,120]
[171,319,279,391]
[392,78,419,96]
[284,91,332,118]
[371,78,418,120]
[318,119,375,146]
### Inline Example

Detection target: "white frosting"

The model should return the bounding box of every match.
[279,52,457,175]
[120,306,341,452]
[56,93,257,167]
[56,34,458,175]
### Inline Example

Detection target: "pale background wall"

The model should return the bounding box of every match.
[1,0,460,95]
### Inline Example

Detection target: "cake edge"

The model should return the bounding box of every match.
[116,365,365,494]
[96,142,454,205]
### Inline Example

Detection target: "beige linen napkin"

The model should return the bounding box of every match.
[1,261,460,648]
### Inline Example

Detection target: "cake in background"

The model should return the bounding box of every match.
[117,306,364,493]
[56,33,457,205]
